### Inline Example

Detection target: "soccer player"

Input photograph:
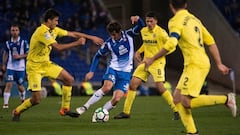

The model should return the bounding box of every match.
[144,0,237,134]
[114,12,179,120]
[2,24,29,109]
[76,16,145,122]
[12,8,104,121]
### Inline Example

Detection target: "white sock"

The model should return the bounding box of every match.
[19,90,26,101]
[103,101,115,111]
[3,92,11,105]
[84,89,104,109]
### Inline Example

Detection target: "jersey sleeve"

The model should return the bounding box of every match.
[163,19,179,52]
[201,25,215,46]
[89,42,109,72]
[24,40,29,53]
[126,17,145,37]
[55,27,68,37]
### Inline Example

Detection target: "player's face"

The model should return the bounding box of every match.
[10,26,20,38]
[145,17,157,30]
[109,31,121,41]
[48,17,59,30]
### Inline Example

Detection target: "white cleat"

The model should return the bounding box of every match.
[3,104,9,109]
[76,106,87,115]
[226,93,237,117]
[92,113,97,123]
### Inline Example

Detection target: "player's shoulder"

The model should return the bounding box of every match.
[141,27,148,32]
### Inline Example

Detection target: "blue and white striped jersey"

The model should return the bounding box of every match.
[4,37,29,71]
[90,18,145,72]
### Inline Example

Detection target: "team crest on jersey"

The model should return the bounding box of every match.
[44,32,51,40]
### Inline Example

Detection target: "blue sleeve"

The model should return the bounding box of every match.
[89,51,102,72]
[126,17,145,37]
[89,43,109,72]
[24,40,29,53]
[3,41,8,51]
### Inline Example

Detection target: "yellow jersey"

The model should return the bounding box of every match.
[164,10,215,68]
[27,24,67,63]
[140,25,169,64]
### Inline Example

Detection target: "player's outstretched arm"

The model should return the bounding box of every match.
[85,72,94,81]
[52,37,86,51]
[67,31,104,45]
[208,44,229,75]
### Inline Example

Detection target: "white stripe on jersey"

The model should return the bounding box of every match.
[6,38,27,71]
[107,31,134,72]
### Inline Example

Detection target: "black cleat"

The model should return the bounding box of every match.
[12,110,20,122]
[64,111,80,118]
[173,112,180,120]
[114,112,130,119]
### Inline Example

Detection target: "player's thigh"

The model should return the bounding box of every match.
[113,71,131,94]
[45,63,63,79]
[176,66,209,97]
[133,64,149,82]
[15,71,26,85]
[27,71,42,91]
[129,76,142,90]
[148,63,165,82]
[5,69,14,82]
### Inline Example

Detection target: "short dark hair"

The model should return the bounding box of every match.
[145,11,158,20]
[170,0,187,9]
[43,8,60,22]
[107,21,122,33]
[11,23,20,28]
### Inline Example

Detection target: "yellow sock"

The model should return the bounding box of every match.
[191,95,227,108]
[61,86,72,109]
[123,90,136,114]
[15,98,32,114]
[162,90,178,112]
[176,103,197,133]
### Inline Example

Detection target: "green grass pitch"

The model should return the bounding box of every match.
[0,96,239,135]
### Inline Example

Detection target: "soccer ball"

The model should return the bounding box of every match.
[93,107,109,122]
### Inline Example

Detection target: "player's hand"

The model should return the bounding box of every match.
[90,36,104,46]
[134,52,142,65]
[85,72,94,81]
[144,57,154,71]
[130,15,139,24]
[13,54,21,59]
[2,65,6,72]
[217,64,229,75]
[77,37,86,45]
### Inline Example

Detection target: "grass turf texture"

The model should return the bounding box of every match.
[0,96,239,135]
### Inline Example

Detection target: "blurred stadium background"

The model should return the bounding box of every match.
[0,0,240,97]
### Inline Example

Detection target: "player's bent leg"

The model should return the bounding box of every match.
[161,90,180,120]
[76,88,106,115]
[12,98,33,121]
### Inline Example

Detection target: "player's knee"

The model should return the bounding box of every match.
[63,76,74,86]
[112,97,121,105]
[181,98,191,108]
[129,84,138,91]
[30,98,41,105]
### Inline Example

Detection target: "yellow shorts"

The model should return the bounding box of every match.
[133,61,165,82]
[26,61,63,91]
[176,65,209,97]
